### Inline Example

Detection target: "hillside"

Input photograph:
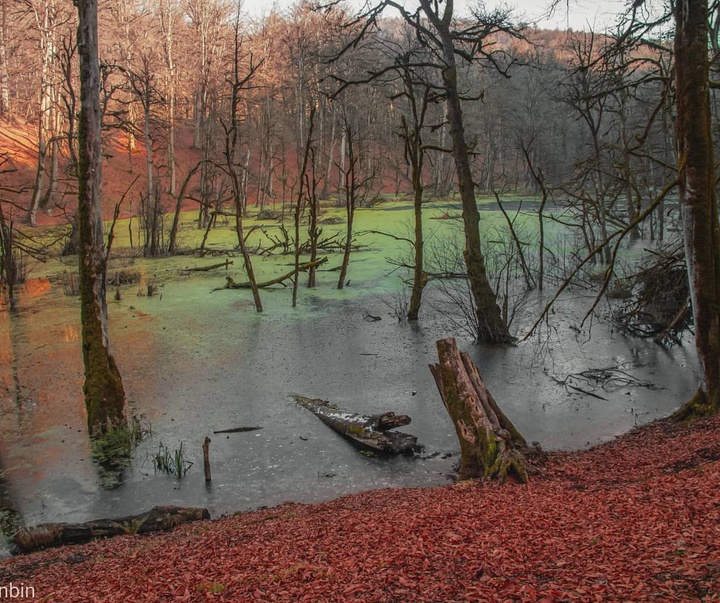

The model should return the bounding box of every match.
[0,120,202,227]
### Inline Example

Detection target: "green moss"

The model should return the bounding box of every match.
[91,416,149,489]
[346,424,366,436]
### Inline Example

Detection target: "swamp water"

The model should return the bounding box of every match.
[0,201,699,556]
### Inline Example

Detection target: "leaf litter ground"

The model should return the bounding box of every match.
[1,414,719,602]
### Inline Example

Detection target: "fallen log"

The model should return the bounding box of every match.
[219,257,328,290]
[14,506,210,554]
[183,259,234,272]
[430,337,529,482]
[213,426,262,434]
[292,395,420,455]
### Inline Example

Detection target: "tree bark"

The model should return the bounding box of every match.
[293,396,419,455]
[76,0,125,435]
[337,121,355,290]
[0,0,10,117]
[418,0,510,343]
[15,506,210,554]
[168,163,200,254]
[430,337,528,481]
[673,0,720,417]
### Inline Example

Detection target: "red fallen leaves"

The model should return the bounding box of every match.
[2,415,720,602]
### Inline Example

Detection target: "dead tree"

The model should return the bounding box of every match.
[335,0,516,341]
[293,105,315,306]
[222,11,263,311]
[15,506,210,553]
[293,395,420,455]
[167,162,201,254]
[430,337,528,482]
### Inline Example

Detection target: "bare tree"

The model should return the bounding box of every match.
[349,0,518,341]
[222,5,263,311]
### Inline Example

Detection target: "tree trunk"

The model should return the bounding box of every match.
[429,337,528,481]
[293,107,315,305]
[673,0,720,418]
[420,0,510,342]
[76,0,125,436]
[26,0,57,225]
[0,202,18,311]
[0,0,10,117]
[160,0,177,197]
[337,123,355,290]
[399,84,429,321]
[39,133,59,210]
[227,16,261,312]
[168,163,199,254]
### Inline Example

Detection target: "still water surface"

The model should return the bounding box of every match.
[0,249,699,555]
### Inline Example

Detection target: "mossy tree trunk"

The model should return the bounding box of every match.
[430,337,528,481]
[76,0,125,435]
[417,0,511,343]
[673,0,720,418]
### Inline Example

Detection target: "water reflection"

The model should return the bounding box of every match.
[0,271,701,554]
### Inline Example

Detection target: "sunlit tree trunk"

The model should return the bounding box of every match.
[160,0,176,196]
[27,0,61,225]
[0,0,10,118]
[673,0,720,417]
[76,0,125,435]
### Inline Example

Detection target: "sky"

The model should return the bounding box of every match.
[244,0,630,32]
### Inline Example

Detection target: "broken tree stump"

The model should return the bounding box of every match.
[14,506,210,554]
[292,395,420,455]
[203,437,212,483]
[429,337,529,482]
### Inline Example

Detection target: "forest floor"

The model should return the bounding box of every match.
[0,412,718,602]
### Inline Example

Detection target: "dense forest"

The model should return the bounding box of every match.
[0,0,680,235]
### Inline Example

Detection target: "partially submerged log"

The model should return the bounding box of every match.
[220,257,328,290]
[213,426,262,434]
[430,337,529,482]
[14,505,210,554]
[183,259,234,272]
[293,395,420,455]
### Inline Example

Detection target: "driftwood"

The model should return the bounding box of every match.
[213,426,262,434]
[183,259,234,272]
[293,395,420,455]
[218,257,328,290]
[430,337,529,482]
[14,506,210,554]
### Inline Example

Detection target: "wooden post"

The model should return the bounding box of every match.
[429,337,528,482]
[202,437,211,483]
